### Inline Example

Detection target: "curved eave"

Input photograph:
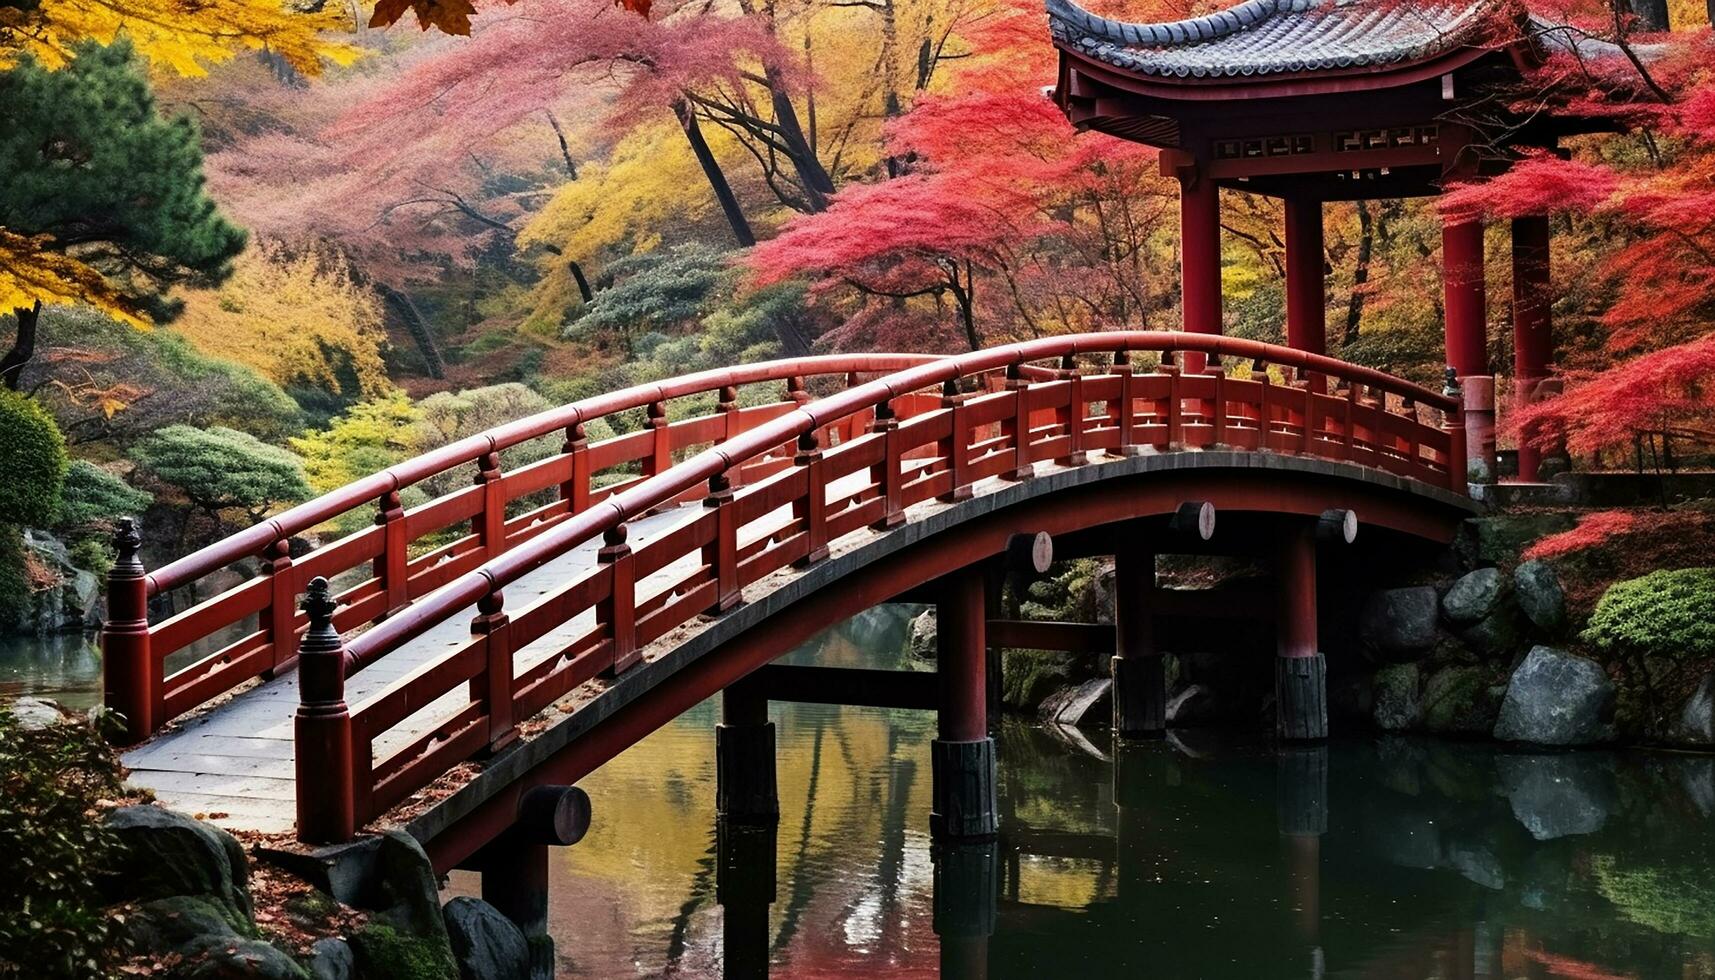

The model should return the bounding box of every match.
[1057,39,1505,102]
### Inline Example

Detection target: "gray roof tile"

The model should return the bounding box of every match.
[1046,0,1501,79]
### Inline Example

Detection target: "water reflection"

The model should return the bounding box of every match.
[0,632,101,709]
[450,695,1715,979]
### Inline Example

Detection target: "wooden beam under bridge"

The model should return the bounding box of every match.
[985,584,1277,654]
[751,664,938,710]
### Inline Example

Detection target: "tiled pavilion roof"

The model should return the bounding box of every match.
[1046,0,1505,80]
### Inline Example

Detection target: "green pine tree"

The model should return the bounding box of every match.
[0,40,246,388]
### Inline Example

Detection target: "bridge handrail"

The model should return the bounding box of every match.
[283,332,1464,839]
[103,353,940,742]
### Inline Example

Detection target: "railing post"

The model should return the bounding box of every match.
[1253,359,1272,452]
[871,400,905,530]
[939,379,973,502]
[1161,351,1183,451]
[1001,364,1033,480]
[476,451,505,559]
[793,431,829,566]
[645,400,671,477]
[471,589,516,752]
[561,421,590,515]
[1443,369,1469,490]
[1113,350,1139,457]
[295,576,355,844]
[598,526,638,675]
[1056,354,1087,466]
[263,536,296,676]
[704,473,742,612]
[1208,355,1228,449]
[1299,370,1316,455]
[103,517,153,745]
[375,490,408,615]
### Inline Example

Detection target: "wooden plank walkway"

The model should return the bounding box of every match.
[122,474,874,833]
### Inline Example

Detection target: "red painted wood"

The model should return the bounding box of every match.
[472,592,515,752]
[1180,169,1222,374]
[938,570,987,742]
[1276,524,1319,660]
[1443,217,1488,377]
[1512,215,1552,482]
[1286,199,1327,356]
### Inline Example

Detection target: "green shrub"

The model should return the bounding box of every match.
[0,707,128,979]
[57,460,152,529]
[0,388,67,527]
[1583,568,1715,662]
[0,528,30,626]
[131,425,310,523]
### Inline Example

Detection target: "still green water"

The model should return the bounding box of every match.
[6,623,1715,978]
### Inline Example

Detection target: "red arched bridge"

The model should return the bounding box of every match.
[105,333,1473,879]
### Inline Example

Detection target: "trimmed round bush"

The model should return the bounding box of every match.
[0,388,67,527]
[58,460,152,528]
[1582,568,1715,663]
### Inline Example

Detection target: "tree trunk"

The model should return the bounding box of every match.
[1708,0,1714,27]
[377,285,447,379]
[765,71,833,212]
[953,263,981,352]
[773,313,812,358]
[1343,203,1374,347]
[568,261,593,304]
[1,301,42,391]
[675,100,756,248]
[1629,0,1669,29]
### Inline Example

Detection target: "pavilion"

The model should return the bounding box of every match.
[1044,0,1637,482]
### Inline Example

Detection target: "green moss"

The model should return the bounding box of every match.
[1583,568,1715,663]
[348,922,457,980]
[1001,649,1070,711]
[1593,855,1715,938]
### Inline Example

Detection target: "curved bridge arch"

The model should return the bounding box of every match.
[409,450,1471,870]
[109,332,1474,865]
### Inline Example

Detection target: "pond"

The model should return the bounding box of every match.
[7,620,1715,978]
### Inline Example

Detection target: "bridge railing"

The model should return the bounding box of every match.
[102,355,941,743]
[287,332,1464,842]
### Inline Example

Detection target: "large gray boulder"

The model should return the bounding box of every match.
[8,695,66,730]
[1039,677,1111,729]
[104,806,253,925]
[443,897,530,980]
[1358,587,1441,659]
[347,833,459,980]
[1442,568,1507,625]
[906,609,937,663]
[1497,754,1614,840]
[1372,663,1421,732]
[1678,673,1715,745]
[1165,684,1218,726]
[308,938,356,980]
[1493,647,1615,745]
[182,937,309,980]
[1513,560,1567,635]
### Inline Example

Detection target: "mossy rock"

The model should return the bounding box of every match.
[1455,513,1576,569]
[123,895,248,957]
[1421,666,1504,736]
[1001,649,1070,712]
[348,922,458,980]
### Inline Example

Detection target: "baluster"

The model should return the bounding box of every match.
[598,526,637,675]
[1254,359,1272,453]
[375,490,408,615]
[840,371,863,444]
[1343,382,1360,461]
[1161,350,1183,451]
[1299,368,1317,455]
[794,431,829,566]
[704,473,742,611]
[1113,350,1138,457]
[780,376,808,462]
[1002,364,1033,480]
[871,400,905,529]
[645,400,671,477]
[939,378,973,502]
[716,386,744,489]
[1401,394,1420,471]
[561,421,590,515]
[103,517,154,744]
[1057,354,1087,466]
[476,451,505,559]
[470,590,516,752]
[1208,354,1228,449]
[264,536,296,675]
[295,577,355,844]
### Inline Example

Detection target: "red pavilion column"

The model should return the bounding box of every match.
[1284,198,1326,356]
[1443,216,1494,482]
[1179,164,1222,374]
[1512,215,1553,483]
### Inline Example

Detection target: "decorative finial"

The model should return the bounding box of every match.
[302,576,338,632]
[942,377,960,398]
[113,517,143,574]
[1442,366,1462,399]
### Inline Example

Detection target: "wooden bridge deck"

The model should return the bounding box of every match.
[121,474,879,832]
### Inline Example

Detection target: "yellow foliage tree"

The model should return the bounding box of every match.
[173,243,392,399]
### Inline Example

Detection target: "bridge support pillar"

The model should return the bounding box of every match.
[1512,214,1554,483]
[717,819,776,980]
[932,841,997,980]
[932,569,997,840]
[472,836,554,976]
[1274,526,1327,741]
[1111,545,1164,739]
[717,677,778,824]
